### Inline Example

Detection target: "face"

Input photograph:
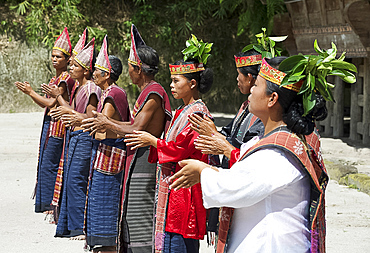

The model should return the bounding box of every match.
[248,75,271,118]
[69,59,85,80]
[51,49,68,70]
[170,75,193,100]
[92,68,107,88]
[128,63,140,85]
[236,68,254,95]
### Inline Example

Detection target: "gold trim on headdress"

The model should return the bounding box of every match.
[234,54,262,68]
[259,58,302,92]
[53,27,72,56]
[169,63,205,75]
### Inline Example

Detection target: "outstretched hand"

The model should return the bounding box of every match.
[124,130,157,150]
[14,81,33,95]
[169,159,208,190]
[62,110,84,128]
[189,113,217,136]
[81,111,108,135]
[50,106,71,121]
[41,84,60,98]
[194,132,231,156]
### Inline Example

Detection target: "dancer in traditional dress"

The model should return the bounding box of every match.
[171,46,357,252]
[83,35,130,252]
[82,25,172,253]
[125,35,214,253]
[14,27,75,214]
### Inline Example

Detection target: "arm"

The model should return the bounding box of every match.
[41,83,71,108]
[194,133,236,158]
[62,94,99,127]
[14,81,62,108]
[82,93,162,136]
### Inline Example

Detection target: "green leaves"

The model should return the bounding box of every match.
[279,40,357,116]
[242,27,287,58]
[182,34,213,64]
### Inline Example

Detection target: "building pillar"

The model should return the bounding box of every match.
[333,76,344,137]
[363,58,370,144]
[350,58,363,141]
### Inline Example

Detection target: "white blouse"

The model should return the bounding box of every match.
[201,137,311,253]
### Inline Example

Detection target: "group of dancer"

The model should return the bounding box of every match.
[14,22,356,253]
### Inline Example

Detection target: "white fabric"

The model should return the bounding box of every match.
[201,137,311,253]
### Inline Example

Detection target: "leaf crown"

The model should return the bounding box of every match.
[241,27,287,59]
[279,40,357,116]
[182,34,213,65]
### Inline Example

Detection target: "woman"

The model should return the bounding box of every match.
[43,38,102,238]
[125,41,214,253]
[14,27,75,214]
[170,56,333,252]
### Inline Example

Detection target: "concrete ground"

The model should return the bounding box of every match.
[1,112,370,252]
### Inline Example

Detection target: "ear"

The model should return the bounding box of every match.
[267,92,279,108]
[104,71,111,81]
[190,79,197,89]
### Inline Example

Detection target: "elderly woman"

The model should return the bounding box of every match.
[170,54,343,252]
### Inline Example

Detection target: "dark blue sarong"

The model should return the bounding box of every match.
[35,115,63,213]
[163,232,199,253]
[55,130,92,237]
[86,138,125,249]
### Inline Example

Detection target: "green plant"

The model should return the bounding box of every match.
[279,40,357,115]
[182,34,213,64]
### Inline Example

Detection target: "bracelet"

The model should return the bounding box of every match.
[56,94,61,100]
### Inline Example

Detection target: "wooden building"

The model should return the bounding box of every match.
[273,0,370,145]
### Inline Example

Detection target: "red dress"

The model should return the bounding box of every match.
[149,108,208,240]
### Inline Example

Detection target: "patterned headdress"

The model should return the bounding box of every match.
[169,62,205,75]
[128,24,148,68]
[234,54,262,68]
[53,27,72,56]
[75,38,95,70]
[259,58,302,92]
[95,35,112,73]
[73,28,88,56]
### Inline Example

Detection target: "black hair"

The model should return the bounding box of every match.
[173,59,213,94]
[133,45,159,76]
[264,57,328,135]
[235,49,260,79]
[108,55,123,81]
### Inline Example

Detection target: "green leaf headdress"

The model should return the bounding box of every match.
[279,40,357,116]
[242,27,287,59]
[169,34,213,75]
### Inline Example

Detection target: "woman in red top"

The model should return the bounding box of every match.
[125,55,213,252]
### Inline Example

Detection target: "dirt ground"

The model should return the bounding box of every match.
[1,112,369,252]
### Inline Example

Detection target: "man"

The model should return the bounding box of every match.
[82,24,172,253]
[14,27,75,215]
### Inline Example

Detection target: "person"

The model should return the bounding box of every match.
[43,38,102,239]
[170,56,333,252]
[14,27,76,214]
[125,35,214,253]
[81,24,172,253]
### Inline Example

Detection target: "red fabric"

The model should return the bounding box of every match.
[229,149,240,168]
[149,114,207,240]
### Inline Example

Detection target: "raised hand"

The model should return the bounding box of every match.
[189,113,217,136]
[81,111,108,135]
[124,130,158,150]
[62,110,84,127]
[169,159,208,190]
[50,106,71,121]
[14,81,33,95]
[41,84,60,98]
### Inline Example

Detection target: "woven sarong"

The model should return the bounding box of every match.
[86,138,126,248]
[55,130,92,237]
[35,115,64,212]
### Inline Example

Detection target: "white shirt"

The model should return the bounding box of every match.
[201,137,311,253]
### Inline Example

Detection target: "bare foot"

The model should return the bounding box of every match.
[43,210,54,215]
[69,235,86,240]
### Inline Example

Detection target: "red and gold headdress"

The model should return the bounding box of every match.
[72,28,88,56]
[95,35,111,73]
[234,54,262,68]
[53,27,72,56]
[169,62,205,75]
[259,58,302,92]
[75,38,95,70]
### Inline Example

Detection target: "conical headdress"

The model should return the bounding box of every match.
[73,28,88,56]
[95,35,111,73]
[53,27,72,56]
[75,38,95,70]
[128,24,147,67]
